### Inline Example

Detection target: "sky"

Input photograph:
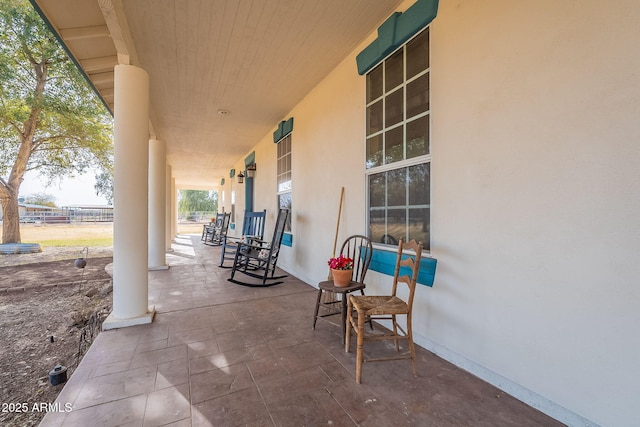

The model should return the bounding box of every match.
[19,170,109,207]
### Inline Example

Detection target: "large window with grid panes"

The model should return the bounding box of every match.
[276,134,292,231]
[365,28,430,250]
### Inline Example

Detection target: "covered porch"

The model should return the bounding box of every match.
[40,235,560,426]
[28,0,640,425]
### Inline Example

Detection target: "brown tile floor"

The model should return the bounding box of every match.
[40,234,564,427]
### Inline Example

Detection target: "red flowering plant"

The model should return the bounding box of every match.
[327,254,354,270]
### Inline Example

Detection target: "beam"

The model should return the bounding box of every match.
[80,56,118,73]
[89,71,114,85]
[98,0,138,65]
[59,25,109,40]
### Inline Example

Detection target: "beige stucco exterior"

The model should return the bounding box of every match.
[26,0,634,424]
[216,1,640,426]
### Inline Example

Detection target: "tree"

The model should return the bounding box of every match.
[178,190,218,214]
[0,0,113,243]
[22,191,56,207]
[94,164,114,205]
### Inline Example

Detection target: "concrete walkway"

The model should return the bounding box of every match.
[39,234,563,426]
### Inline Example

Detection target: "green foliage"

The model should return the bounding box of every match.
[178,190,218,214]
[22,191,56,207]
[0,0,113,243]
[94,162,114,205]
[0,0,113,183]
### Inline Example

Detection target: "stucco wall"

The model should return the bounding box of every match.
[429,2,639,426]
[225,1,639,426]
[225,44,369,286]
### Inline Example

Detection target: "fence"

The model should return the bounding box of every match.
[15,208,216,224]
[178,211,217,224]
[18,207,114,224]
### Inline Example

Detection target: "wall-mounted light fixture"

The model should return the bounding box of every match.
[246,163,257,179]
[237,171,245,184]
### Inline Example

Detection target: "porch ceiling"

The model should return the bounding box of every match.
[31,0,403,190]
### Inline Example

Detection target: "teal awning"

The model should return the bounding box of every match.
[356,0,438,75]
[273,117,294,143]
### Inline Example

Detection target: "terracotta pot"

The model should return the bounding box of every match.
[331,268,353,287]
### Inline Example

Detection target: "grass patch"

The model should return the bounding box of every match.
[1,222,202,248]
[36,237,113,248]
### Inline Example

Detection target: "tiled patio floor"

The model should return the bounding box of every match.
[40,234,564,426]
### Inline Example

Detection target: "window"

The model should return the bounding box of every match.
[277,134,292,232]
[366,28,430,250]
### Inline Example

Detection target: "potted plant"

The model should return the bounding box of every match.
[328,254,354,287]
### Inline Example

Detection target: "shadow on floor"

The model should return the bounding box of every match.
[40,236,564,427]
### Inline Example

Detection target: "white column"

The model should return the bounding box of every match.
[166,164,173,250]
[103,64,154,330]
[171,178,177,239]
[148,139,168,270]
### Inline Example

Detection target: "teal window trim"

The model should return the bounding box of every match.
[367,248,437,287]
[356,0,439,75]
[273,117,295,143]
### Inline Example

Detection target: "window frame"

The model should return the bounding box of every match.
[276,133,292,233]
[364,28,431,251]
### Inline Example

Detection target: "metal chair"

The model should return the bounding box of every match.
[219,209,267,267]
[312,235,373,343]
[228,208,289,287]
[345,238,423,384]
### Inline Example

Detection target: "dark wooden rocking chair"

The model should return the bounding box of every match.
[219,209,267,267]
[228,208,289,287]
[203,212,230,246]
[202,213,223,241]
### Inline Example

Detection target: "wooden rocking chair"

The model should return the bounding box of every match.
[219,209,267,267]
[203,212,230,246]
[228,208,289,287]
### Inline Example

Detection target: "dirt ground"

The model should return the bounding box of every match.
[0,255,113,427]
[0,222,203,426]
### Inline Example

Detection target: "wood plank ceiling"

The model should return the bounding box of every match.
[32,0,404,189]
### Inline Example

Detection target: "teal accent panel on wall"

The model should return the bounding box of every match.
[282,117,294,136]
[244,152,255,166]
[273,127,284,143]
[282,232,293,247]
[356,0,439,75]
[273,117,295,143]
[378,12,401,56]
[368,248,437,287]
